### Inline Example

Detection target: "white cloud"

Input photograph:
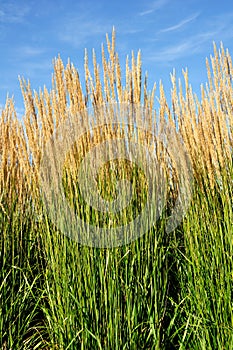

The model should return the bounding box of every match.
[18,59,53,79]
[160,13,200,33]
[139,0,168,16]
[16,46,45,58]
[150,41,194,62]
[0,2,30,24]
[147,31,218,63]
[58,13,112,48]
[144,10,233,64]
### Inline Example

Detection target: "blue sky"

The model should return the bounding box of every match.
[1,0,233,117]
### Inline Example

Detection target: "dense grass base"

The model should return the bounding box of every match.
[0,167,232,349]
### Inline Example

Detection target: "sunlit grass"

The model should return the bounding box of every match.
[0,30,232,349]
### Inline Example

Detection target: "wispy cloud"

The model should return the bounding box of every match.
[147,31,218,63]
[160,13,200,33]
[59,15,112,48]
[150,41,194,62]
[139,0,168,16]
[0,2,30,24]
[18,59,53,78]
[145,10,233,64]
[16,45,45,58]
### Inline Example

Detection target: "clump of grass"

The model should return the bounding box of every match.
[0,29,232,349]
[171,163,233,349]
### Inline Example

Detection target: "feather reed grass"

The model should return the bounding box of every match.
[0,29,232,349]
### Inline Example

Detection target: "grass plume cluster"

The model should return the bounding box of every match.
[0,29,232,349]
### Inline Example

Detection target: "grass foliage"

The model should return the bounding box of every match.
[0,30,232,349]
